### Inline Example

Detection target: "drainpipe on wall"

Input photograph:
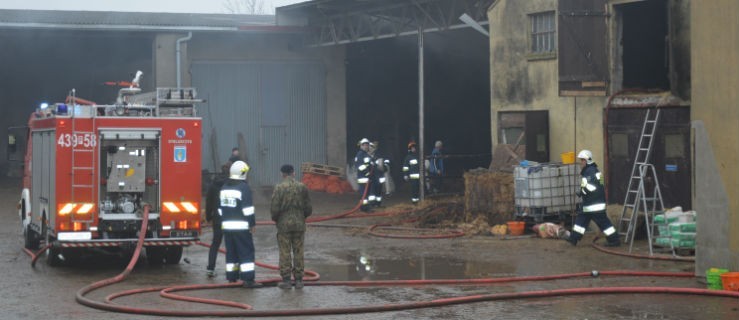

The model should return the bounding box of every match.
[176,32,193,88]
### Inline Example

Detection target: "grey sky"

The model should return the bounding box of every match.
[0,0,307,14]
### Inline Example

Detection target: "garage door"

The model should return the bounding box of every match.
[192,61,326,187]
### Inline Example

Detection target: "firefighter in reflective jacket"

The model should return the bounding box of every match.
[564,150,621,247]
[219,161,263,288]
[354,138,375,212]
[369,141,390,207]
[402,142,421,203]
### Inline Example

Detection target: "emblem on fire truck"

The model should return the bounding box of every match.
[174,146,187,162]
[176,128,186,138]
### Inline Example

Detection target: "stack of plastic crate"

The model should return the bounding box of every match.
[654,207,697,250]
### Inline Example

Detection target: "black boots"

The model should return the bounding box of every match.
[278,277,292,289]
[604,236,621,247]
[278,277,304,289]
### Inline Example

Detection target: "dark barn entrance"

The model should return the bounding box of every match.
[346,28,491,182]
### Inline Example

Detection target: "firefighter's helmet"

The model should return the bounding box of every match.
[229,161,250,180]
[408,142,416,150]
[358,138,370,146]
[577,149,594,164]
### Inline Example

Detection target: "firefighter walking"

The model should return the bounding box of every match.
[219,161,263,288]
[270,164,313,289]
[564,150,621,247]
[402,142,421,204]
[354,138,375,212]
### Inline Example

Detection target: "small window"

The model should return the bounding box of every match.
[530,11,556,54]
[610,133,629,157]
[664,134,685,158]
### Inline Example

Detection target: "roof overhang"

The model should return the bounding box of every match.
[0,9,303,33]
[276,0,495,46]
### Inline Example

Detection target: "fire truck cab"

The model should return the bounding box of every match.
[19,84,203,266]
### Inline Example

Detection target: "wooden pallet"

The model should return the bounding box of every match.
[301,162,344,177]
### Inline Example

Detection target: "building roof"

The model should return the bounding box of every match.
[276,0,493,46]
[0,9,277,32]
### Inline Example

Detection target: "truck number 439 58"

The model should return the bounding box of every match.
[57,133,97,148]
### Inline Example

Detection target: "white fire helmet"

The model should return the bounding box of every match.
[577,150,594,164]
[358,138,370,146]
[229,161,250,180]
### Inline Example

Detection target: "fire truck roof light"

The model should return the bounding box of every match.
[77,203,94,214]
[40,102,49,109]
[59,203,75,215]
[181,202,198,213]
[163,202,180,213]
[56,103,68,115]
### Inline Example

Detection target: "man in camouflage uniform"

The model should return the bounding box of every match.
[270,164,313,289]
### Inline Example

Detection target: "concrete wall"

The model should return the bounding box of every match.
[488,0,606,165]
[152,32,347,167]
[691,1,739,274]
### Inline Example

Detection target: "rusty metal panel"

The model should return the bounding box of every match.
[606,107,691,208]
[192,61,326,187]
[558,0,608,96]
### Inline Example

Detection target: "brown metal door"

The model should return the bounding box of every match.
[606,109,642,204]
[652,108,691,209]
[606,107,691,209]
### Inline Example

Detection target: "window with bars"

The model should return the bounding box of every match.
[529,11,556,54]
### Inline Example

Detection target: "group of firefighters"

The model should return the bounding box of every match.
[354,138,445,212]
[202,143,619,288]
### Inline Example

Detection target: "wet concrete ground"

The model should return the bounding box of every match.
[1,177,737,319]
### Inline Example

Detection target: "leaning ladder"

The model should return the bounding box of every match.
[617,108,661,248]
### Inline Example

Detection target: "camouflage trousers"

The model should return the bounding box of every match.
[277,230,305,280]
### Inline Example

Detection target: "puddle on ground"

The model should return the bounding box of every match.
[311,252,517,281]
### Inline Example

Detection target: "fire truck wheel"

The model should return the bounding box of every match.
[24,225,40,250]
[46,246,63,267]
[146,247,166,265]
[164,246,183,264]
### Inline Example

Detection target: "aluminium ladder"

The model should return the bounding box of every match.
[616,108,661,250]
[631,164,665,255]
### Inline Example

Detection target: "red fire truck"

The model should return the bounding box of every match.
[18,82,202,266]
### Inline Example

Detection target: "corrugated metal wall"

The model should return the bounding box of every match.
[192,61,326,187]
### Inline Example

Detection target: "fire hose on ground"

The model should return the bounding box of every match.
[21,187,738,317]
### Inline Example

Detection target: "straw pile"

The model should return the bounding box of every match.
[463,168,515,226]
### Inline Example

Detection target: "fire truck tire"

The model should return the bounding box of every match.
[46,246,63,267]
[164,246,183,264]
[146,247,166,265]
[24,225,40,250]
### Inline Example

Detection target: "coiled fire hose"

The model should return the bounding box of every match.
[21,190,737,316]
